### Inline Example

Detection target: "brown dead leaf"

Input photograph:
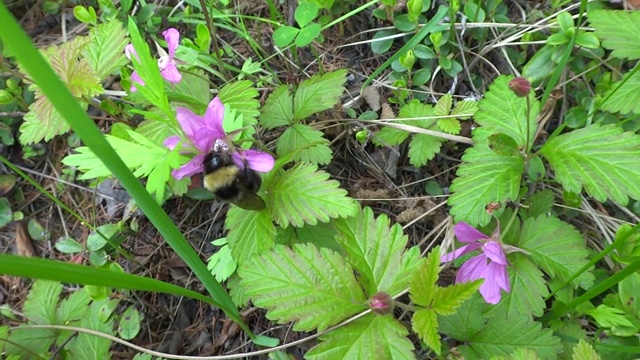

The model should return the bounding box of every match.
[15,222,35,257]
[362,86,381,111]
[380,102,395,120]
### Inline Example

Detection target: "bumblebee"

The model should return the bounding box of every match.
[202,140,266,211]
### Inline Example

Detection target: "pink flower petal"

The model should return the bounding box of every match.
[204,97,226,137]
[242,150,275,172]
[161,63,182,83]
[163,135,181,150]
[484,241,507,265]
[454,222,489,243]
[176,108,203,142]
[125,44,138,61]
[172,154,205,180]
[479,262,510,304]
[455,254,487,283]
[129,71,144,92]
[162,28,180,57]
[441,242,482,262]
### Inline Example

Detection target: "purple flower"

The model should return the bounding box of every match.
[441,222,510,304]
[124,28,182,92]
[164,97,275,180]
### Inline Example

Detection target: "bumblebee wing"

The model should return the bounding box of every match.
[232,190,266,211]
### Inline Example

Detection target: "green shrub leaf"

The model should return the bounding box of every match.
[293,69,347,120]
[239,243,367,331]
[276,123,332,164]
[589,10,640,60]
[540,124,640,205]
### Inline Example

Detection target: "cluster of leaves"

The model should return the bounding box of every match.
[1,280,140,359]
[372,94,478,167]
[16,20,128,144]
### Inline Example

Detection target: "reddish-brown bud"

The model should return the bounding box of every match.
[508,77,531,97]
[369,292,394,315]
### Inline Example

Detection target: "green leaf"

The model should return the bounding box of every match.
[261,85,294,128]
[589,10,640,60]
[439,296,487,340]
[410,247,441,307]
[169,69,210,110]
[67,298,114,359]
[239,243,367,331]
[83,20,128,79]
[371,30,394,55]
[207,241,238,282]
[474,75,539,150]
[293,69,347,120]
[413,309,441,354]
[431,281,482,316]
[434,94,453,116]
[296,23,322,48]
[451,99,479,119]
[408,133,444,166]
[226,206,276,265]
[23,279,62,324]
[600,70,640,115]
[4,328,56,357]
[448,143,525,226]
[372,125,410,146]
[306,314,414,360]
[18,97,83,145]
[618,272,640,316]
[484,254,548,318]
[557,11,574,36]
[334,207,412,296]
[539,124,640,205]
[56,289,91,323]
[273,26,299,48]
[575,32,600,50]
[0,198,11,227]
[219,80,260,127]
[294,1,319,27]
[267,163,359,227]
[451,313,562,359]
[587,305,634,328]
[517,216,594,289]
[572,339,601,360]
[523,189,555,218]
[55,236,84,254]
[276,123,332,164]
[437,117,461,134]
[118,305,141,340]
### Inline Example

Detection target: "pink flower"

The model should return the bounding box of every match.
[164,97,275,180]
[441,222,510,304]
[124,28,182,92]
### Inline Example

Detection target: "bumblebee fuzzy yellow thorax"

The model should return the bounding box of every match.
[203,166,240,192]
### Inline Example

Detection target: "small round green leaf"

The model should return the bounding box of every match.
[412,68,432,86]
[73,6,94,24]
[575,32,600,50]
[295,23,322,47]
[295,2,319,28]
[28,219,48,241]
[556,11,574,36]
[546,33,569,46]
[0,198,12,227]
[394,14,417,32]
[527,156,545,182]
[371,30,395,54]
[413,44,436,59]
[55,237,83,254]
[118,306,141,340]
[273,26,299,48]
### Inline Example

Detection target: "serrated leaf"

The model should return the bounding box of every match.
[448,144,525,226]
[23,280,62,324]
[306,314,414,360]
[572,339,601,360]
[372,125,411,146]
[293,69,347,120]
[600,69,640,115]
[207,243,238,282]
[452,100,479,119]
[267,163,359,227]
[524,189,555,218]
[539,124,640,205]
[18,96,82,144]
[4,328,56,357]
[334,207,410,297]
[56,289,91,323]
[412,309,441,355]
[46,40,103,98]
[458,315,561,359]
[437,117,461,134]
[169,69,210,109]
[589,10,640,60]
[439,295,487,340]
[408,133,444,166]
[135,119,174,147]
[226,206,276,265]
[434,94,453,116]
[474,75,539,150]
[409,247,441,306]
[276,123,332,164]
[518,216,594,289]
[261,85,294,128]
[431,281,482,315]
[484,254,548,318]
[219,80,260,126]
[83,20,128,78]
[67,299,114,359]
[62,130,169,180]
[239,243,367,331]
[586,305,633,328]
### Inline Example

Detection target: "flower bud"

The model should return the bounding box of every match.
[399,50,416,71]
[509,77,531,97]
[369,292,394,315]
[407,0,422,19]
